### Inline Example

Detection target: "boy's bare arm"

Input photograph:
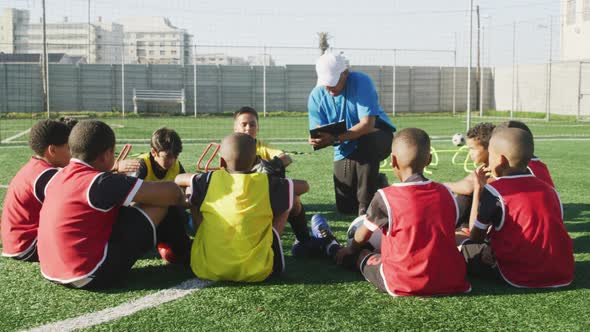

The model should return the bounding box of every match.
[292,179,309,196]
[175,173,197,187]
[133,181,185,207]
[469,165,490,242]
[444,173,475,195]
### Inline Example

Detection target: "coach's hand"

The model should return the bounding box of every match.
[309,132,336,150]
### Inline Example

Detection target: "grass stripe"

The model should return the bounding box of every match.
[23,278,212,332]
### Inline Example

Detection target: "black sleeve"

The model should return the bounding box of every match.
[34,168,58,203]
[179,162,186,174]
[189,173,210,210]
[132,159,148,179]
[88,173,142,210]
[366,193,389,230]
[477,188,503,228]
[268,176,292,216]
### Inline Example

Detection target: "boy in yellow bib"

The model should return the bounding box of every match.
[135,127,185,181]
[133,127,191,264]
[176,133,308,282]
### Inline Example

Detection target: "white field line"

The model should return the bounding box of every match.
[1,128,31,143]
[0,184,8,189]
[23,278,212,332]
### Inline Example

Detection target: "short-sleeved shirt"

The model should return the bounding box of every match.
[256,139,284,161]
[366,173,429,229]
[1,157,58,257]
[189,171,291,216]
[38,159,143,283]
[308,71,396,161]
[188,170,293,282]
[135,153,185,181]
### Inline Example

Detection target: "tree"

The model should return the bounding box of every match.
[318,32,331,55]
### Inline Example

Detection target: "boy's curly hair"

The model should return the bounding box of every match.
[466,122,495,148]
[29,119,71,156]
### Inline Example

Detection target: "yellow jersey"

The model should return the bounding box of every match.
[190,170,275,282]
[138,153,181,182]
[256,139,283,161]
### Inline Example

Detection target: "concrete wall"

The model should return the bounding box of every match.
[0,63,493,114]
[494,61,590,117]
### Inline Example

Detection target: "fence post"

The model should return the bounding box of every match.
[409,66,413,113]
[392,50,397,117]
[283,66,288,112]
[578,61,582,120]
[193,45,197,117]
[217,65,222,113]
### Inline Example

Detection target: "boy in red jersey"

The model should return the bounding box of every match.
[461,128,573,288]
[1,119,73,261]
[329,128,471,297]
[495,120,555,187]
[37,120,188,289]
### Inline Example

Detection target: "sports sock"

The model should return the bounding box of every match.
[288,204,311,242]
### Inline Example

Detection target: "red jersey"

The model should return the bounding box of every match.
[1,157,57,257]
[38,159,142,283]
[486,175,574,288]
[377,180,471,296]
[528,158,555,187]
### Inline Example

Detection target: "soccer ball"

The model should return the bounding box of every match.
[347,215,382,253]
[452,133,466,146]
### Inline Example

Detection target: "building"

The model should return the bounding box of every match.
[194,53,276,66]
[0,8,29,53]
[194,53,249,65]
[117,17,192,65]
[0,9,123,64]
[561,0,590,60]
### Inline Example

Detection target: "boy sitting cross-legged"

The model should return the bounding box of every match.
[131,127,191,263]
[37,120,188,289]
[176,133,310,282]
[1,119,74,262]
[317,128,471,297]
[460,127,574,288]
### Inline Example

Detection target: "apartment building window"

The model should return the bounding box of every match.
[585,0,590,21]
[137,50,146,56]
[160,50,165,55]
[567,0,576,25]
[160,42,165,47]
[171,50,177,55]
[149,50,154,55]
[137,33,144,38]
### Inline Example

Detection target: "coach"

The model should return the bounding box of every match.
[308,53,396,216]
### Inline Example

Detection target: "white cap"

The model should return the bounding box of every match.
[315,53,347,87]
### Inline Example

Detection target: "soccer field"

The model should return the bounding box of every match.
[0,115,589,331]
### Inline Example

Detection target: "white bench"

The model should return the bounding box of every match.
[133,88,186,114]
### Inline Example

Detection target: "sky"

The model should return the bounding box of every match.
[2,0,562,66]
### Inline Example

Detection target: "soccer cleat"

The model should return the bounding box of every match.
[311,214,337,243]
[157,242,180,264]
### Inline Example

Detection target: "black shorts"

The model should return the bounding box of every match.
[268,228,286,278]
[76,206,156,289]
[359,253,388,293]
[459,240,501,280]
[8,241,39,262]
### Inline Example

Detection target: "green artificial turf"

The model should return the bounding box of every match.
[0,116,589,331]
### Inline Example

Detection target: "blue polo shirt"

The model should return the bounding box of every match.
[308,71,396,161]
